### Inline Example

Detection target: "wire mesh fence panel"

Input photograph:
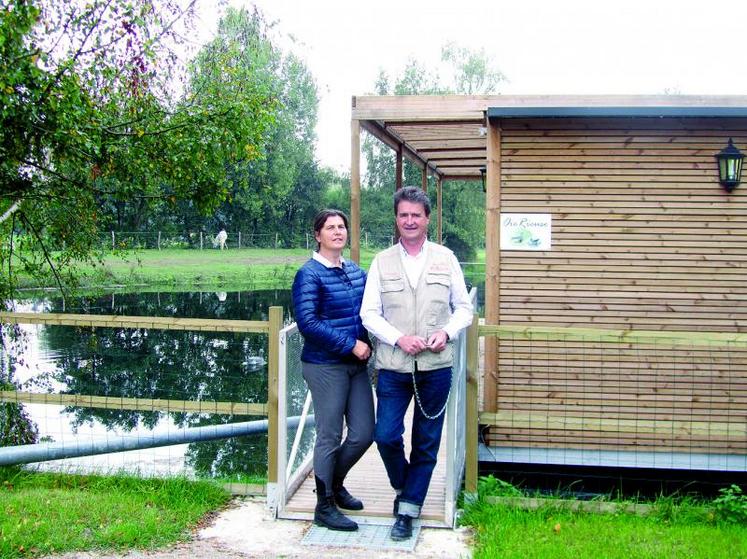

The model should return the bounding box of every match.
[1,319,270,480]
[446,304,469,514]
[282,324,315,482]
[481,326,747,472]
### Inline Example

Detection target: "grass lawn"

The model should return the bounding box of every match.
[0,467,231,558]
[460,477,747,559]
[13,247,380,291]
[461,493,747,559]
[13,246,485,292]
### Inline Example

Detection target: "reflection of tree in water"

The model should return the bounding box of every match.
[34,290,293,477]
[60,290,294,323]
[1,322,39,446]
[184,415,268,478]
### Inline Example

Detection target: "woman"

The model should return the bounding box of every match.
[291,209,374,532]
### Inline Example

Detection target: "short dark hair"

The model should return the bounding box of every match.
[394,186,431,217]
[312,209,349,249]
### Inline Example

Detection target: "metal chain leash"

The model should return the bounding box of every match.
[411,361,451,420]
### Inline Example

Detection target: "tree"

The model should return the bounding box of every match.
[0,0,277,300]
[441,42,506,95]
[151,7,323,248]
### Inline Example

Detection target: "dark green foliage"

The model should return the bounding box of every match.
[0,383,39,447]
[443,229,477,263]
[713,484,747,524]
[1,1,316,299]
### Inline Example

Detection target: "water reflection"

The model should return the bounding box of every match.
[4,290,295,480]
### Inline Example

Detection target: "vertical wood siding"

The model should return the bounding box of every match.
[489,117,747,455]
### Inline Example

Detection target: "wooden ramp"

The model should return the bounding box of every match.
[280,401,450,528]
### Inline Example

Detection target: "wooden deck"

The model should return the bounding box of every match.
[280,401,450,527]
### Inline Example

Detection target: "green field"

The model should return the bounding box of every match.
[13,248,377,291]
[14,247,485,292]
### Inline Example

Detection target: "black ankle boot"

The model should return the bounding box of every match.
[390,514,413,541]
[314,476,358,531]
[333,478,364,511]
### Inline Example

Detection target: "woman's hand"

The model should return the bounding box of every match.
[352,339,372,360]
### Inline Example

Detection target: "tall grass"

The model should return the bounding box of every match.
[0,467,231,558]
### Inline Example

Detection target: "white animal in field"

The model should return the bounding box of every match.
[213,229,228,250]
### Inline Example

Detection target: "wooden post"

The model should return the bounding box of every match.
[157,231,161,251]
[394,144,403,242]
[266,305,282,484]
[200,231,203,250]
[111,231,115,250]
[275,232,279,249]
[238,231,241,248]
[351,117,361,264]
[484,116,501,413]
[396,144,403,191]
[465,312,480,494]
[437,176,443,245]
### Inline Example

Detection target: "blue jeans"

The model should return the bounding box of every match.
[374,367,452,516]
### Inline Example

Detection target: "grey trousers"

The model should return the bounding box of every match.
[301,361,375,496]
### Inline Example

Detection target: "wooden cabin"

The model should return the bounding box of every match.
[350,95,747,471]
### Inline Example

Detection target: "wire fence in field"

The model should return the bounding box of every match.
[98,231,400,251]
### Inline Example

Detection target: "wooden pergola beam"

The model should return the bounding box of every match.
[352,94,747,122]
[361,120,442,177]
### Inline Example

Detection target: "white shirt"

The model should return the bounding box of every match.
[312,251,344,268]
[360,240,474,347]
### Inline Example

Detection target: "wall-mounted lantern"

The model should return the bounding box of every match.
[716,138,744,192]
[480,166,486,193]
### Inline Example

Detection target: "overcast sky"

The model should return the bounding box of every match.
[195,0,747,171]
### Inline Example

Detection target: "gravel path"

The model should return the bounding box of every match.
[50,497,473,559]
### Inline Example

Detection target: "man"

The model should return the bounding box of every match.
[361,186,473,541]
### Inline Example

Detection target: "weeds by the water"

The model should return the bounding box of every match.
[460,475,747,559]
[0,466,230,558]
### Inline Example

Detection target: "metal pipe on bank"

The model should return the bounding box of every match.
[0,415,314,467]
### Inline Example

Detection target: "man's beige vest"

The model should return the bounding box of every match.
[374,243,455,373]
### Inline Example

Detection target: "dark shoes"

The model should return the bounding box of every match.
[333,482,364,511]
[314,498,358,531]
[392,494,400,516]
[390,514,413,540]
[315,476,358,531]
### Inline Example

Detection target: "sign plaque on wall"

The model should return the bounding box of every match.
[500,214,552,251]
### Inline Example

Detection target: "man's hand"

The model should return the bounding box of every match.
[396,335,428,356]
[426,330,449,353]
[352,340,372,360]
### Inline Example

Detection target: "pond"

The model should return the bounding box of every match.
[3,281,484,481]
[2,290,293,481]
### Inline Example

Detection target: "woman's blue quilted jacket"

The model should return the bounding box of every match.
[291,258,369,364]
